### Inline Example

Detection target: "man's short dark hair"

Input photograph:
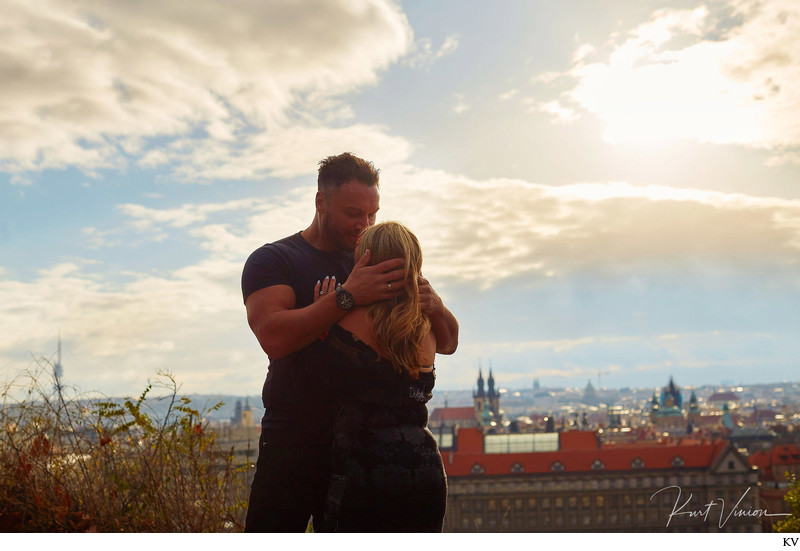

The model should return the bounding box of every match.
[318,152,380,193]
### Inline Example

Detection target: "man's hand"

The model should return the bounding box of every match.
[417,274,459,355]
[418,275,444,317]
[341,249,405,305]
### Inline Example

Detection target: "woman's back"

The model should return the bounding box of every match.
[320,322,446,532]
[337,307,436,369]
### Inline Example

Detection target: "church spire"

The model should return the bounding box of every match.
[474,368,485,398]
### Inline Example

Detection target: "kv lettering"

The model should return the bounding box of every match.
[785,538,799,547]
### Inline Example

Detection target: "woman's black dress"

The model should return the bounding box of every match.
[319,324,447,532]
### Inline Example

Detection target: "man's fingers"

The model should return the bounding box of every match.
[354,249,372,269]
[372,257,405,274]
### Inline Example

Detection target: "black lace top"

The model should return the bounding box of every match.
[320,323,447,532]
[325,323,435,430]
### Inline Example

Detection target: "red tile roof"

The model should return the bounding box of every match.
[560,430,600,450]
[441,427,729,477]
[749,444,800,479]
[429,407,475,423]
[708,391,740,402]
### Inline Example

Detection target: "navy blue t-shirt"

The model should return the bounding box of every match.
[242,232,354,446]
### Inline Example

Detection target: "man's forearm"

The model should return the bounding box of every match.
[430,306,459,355]
[252,294,346,360]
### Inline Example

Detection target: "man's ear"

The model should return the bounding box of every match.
[315,190,326,213]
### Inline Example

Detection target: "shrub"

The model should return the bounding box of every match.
[774,473,800,533]
[0,359,250,532]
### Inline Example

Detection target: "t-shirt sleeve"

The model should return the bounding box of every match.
[241,245,293,303]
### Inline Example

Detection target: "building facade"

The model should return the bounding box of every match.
[441,427,761,532]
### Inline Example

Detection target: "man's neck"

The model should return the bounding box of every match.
[301,216,335,252]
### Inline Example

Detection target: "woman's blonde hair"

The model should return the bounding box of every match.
[356,221,431,379]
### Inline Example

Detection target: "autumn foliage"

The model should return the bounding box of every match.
[0,361,250,532]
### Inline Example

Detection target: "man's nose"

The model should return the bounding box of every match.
[355,214,370,231]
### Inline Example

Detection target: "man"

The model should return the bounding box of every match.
[242,152,459,532]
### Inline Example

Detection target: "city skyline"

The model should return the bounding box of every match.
[2,0,800,397]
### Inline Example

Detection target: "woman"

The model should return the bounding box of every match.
[313,221,447,532]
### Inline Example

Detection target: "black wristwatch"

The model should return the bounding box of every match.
[335,285,355,310]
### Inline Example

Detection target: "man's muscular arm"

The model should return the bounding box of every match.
[246,251,404,360]
[419,276,459,355]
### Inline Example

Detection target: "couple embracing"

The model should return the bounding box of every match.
[241,153,459,532]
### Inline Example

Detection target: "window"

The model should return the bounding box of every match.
[582,496,591,508]
[488,499,496,511]
[484,432,558,453]
[528,498,537,509]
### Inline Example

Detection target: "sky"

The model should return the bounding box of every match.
[2,0,800,398]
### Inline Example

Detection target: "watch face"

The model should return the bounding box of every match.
[336,289,355,310]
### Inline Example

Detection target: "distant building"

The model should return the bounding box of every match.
[649,377,687,431]
[429,407,477,430]
[749,443,800,530]
[472,367,501,430]
[440,426,760,532]
[431,368,503,441]
[708,391,740,405]
[583,380,599,406]
[231,398,255,428]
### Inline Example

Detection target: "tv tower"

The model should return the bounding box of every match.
[53,333,64,389]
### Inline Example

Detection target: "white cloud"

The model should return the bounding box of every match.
[378,167,800,288]
[403,33,460,68]
[156,123,413,182]
[553,0,800,158]
[0,0,412,177]
[452,93,470,114]
[499,89,519,101]
[535,100,579,123]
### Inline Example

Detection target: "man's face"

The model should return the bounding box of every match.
[317,179,379,252]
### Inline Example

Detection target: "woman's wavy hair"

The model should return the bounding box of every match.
[356,221,431,379]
